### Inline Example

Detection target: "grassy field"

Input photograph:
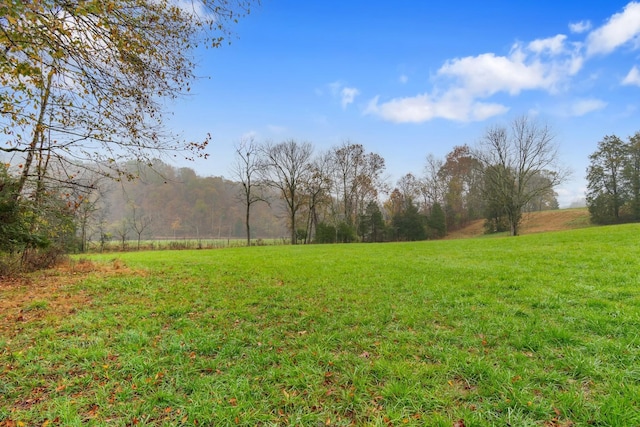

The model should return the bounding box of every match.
[1,224,639,426]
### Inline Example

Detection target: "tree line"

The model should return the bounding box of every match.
[231,116,563,246]
[1,114,565,273]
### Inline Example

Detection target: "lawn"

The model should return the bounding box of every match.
[1,224,639,426]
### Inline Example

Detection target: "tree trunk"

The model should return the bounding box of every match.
[16,68,55,200]
[245,203,251,246]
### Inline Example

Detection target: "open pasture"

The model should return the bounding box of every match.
[1,225,639,425]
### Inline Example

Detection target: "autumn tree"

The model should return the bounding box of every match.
[260,140,313,244]
[475,116,567,236]
[0,1,253,261]
[0,164,41,255]
[2,1,253,196]
[438,145,484,230]
[329,142,386,237]
[421,154,446,213]
[301,151,333,243]
[396,173,422,210]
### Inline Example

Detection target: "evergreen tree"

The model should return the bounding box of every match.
[427,202,446,238]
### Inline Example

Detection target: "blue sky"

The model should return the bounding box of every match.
[169,0,640,207]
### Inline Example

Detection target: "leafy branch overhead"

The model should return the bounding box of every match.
[0,0,254,196]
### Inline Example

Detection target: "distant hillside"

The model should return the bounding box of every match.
[445,208,592,239]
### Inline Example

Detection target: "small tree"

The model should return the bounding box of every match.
[427,202,446,238]
[113,219,130,251]
[130,203,153,250]
[359,201,385,242]
[392,199,426,241]
[231,137,266,246]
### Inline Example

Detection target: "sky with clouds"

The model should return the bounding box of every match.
[169,0,640,207]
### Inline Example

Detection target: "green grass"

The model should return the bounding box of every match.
[2,224,639,426]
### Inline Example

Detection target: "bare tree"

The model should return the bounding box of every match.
[231,137,266,246]
[330,141,386,235]
[397,173,421,208]
[260,140,313,244]
[475,115,569,236]
[130,202,153,250]
[113,218,130,251]
[302,151,333,243]
[421,154,446,214]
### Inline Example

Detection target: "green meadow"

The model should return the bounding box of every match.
[1,225,639,426]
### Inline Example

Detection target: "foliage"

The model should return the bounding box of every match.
[392,199,426,241]
[358,201,386,242]
[1,1,253,193]
[0,0,254,261]
[314,222,336,244]
[336,221,357,243]
[330,142,386,232]
[2,225,640,425]
[0,164,77,273]
[439,145,485,231]
[426,201,446,238]
[0,165,35,252]
[586,132,640,224]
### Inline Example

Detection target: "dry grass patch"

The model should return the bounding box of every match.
[446,208,590,239]
[0,259,138,337]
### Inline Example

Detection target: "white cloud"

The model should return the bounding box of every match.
[569,20,592,34]
[569,98,607,116]
[327,81,360,109]
[365,3,640,124]
[340,87,359,109]
[366,37,583,124]
[528,35,568,55]
[438,52,550,96]
[364,92,509,123]
[622,65,640,85]
[586,2,640,56]
[399,74,409,84]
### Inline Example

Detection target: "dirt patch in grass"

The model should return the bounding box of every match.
[446,208,591,239]
[0,259,138,337]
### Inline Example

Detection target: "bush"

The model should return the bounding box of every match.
[315,222,336,244]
